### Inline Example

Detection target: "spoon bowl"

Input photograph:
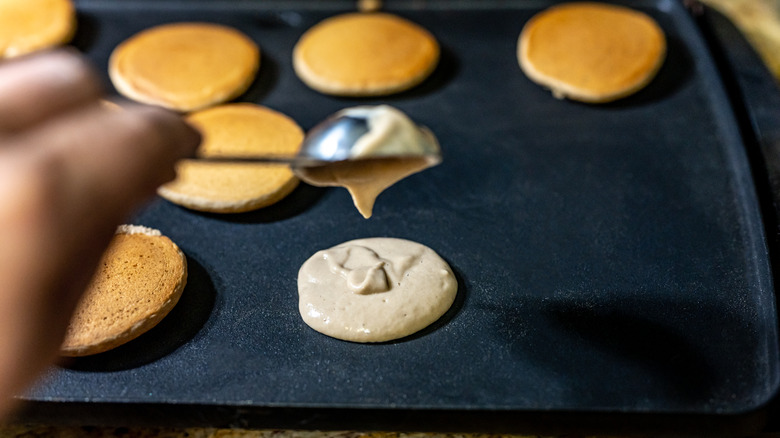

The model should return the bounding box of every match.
[195,105,442,169]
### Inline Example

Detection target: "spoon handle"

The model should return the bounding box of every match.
[191,153,441,168]
[190,155,323,166]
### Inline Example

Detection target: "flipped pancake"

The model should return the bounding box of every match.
[293,12,439,96]
[0,0,76,59]
[158,103,304,213]
[109,22,259,112]
[60,225,187,357]
[518,2,666,103]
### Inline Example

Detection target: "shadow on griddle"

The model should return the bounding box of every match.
[60,256,216,372]
[195,183,326,224]
[492,294,731,405]
[238,51,279,104]
[70,12,100,53]
[547,301,714,402]
[598,36,694,108]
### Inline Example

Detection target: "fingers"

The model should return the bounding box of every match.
[0,100,200,307]
[0,49,200,420]
[9,101,201,216]
[0,103,200,401]
[0,50,103,135]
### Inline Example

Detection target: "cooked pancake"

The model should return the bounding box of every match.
[518,2,666,103]
[0,0,76,59]
[293,12,439,96]
[109,22,259,112]
[60,225,187,357]
[157,103,304,213]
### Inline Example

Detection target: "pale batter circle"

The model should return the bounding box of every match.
[298,237,457,343]
[293,12,440,96]
[0,0,76,59]
[518,2,666,103]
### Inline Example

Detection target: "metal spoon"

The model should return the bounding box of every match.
[194,105,442,169]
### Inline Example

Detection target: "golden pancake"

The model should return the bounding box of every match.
[293,12,439,96]
[60,225,187,357]
[518,2,666,103]
[158,103,304,213]
[109,22,259,112]
[0,0,76,59]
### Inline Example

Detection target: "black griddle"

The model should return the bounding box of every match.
[17,1,780,436]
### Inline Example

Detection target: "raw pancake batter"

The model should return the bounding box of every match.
[296,105,441,218]
[298,238,457,343]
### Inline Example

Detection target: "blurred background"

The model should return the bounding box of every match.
[2,0,780,437]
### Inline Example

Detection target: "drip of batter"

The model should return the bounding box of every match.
[296,105,441,218]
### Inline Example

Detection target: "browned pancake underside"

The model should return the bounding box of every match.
[61,228,187,356]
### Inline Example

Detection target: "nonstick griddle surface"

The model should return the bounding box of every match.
[22,0,780,434]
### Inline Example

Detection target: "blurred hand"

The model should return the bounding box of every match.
[0,50,200,419]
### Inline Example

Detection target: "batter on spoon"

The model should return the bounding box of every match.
[296,105,440,218]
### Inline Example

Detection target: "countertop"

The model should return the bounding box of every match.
[1,427,509,438]
[702,0,780,79]
[3,1,780,437]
